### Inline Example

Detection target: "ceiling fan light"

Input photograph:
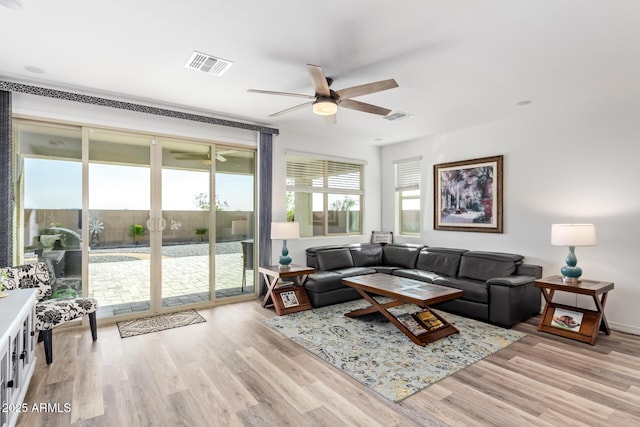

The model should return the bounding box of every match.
[312,99,337,116]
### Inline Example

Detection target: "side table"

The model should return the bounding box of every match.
[534,275,614,345]
[259,264,314,315]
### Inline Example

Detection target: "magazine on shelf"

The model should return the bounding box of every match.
[274,279,295,289]
[279,290,299,308]
[396,313,429,336]
[415,309,446,332]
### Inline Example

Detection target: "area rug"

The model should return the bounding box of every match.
[263,299,525,402]
[117,309,206,338]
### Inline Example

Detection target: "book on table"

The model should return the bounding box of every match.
[414,309,446,332]
[396,313,429,336]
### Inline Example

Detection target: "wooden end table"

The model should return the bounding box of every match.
[534,275,614,345]
[259,264,314,315]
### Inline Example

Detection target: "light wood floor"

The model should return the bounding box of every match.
[15,300,640,427]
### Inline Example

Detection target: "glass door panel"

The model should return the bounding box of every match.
[14,122,83,298]
[160,140,212,308]
[214,147,255,299]
[87,130,153,318]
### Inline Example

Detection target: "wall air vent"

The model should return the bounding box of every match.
[184,51,233,76]
[383,111,414,121]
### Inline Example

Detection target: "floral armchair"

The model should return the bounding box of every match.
[1,262,98,364]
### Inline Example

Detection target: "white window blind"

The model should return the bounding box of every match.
[287,155,363,195]
[394,157,421,191]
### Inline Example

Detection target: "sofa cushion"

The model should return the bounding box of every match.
[350,245,383,267]
[416,248,467,277]
[316,248,355,271]
[393,269,441,283]
[382,244,421,269]
[333,267,377,278]
[434,277,489,304]
[458,251,523,282]
[306,244,362,268]
[304,271,345,293]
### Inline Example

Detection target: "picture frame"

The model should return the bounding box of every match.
[371,231,393,244]
[433,155,503,233]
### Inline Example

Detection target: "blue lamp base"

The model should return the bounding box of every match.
[561,245,582,283]
[278,240,292,268]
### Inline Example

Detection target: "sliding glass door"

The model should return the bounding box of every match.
[87,129,154,317]
[14,120,257,321]
[160,139,212,308]
[214,146,256,300]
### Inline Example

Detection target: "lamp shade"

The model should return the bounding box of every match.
[231,220,248,235]
[271,221,300,240]
[551,224,596,246]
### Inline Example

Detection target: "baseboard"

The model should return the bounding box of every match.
[609,321,640,336]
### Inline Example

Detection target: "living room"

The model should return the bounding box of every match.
[1,1,640,426]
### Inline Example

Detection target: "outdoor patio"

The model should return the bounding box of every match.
[28,242,255,319]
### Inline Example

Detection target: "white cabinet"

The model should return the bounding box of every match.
[0,289,37,427]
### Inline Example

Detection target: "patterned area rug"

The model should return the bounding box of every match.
[117,309,206,338]
[263,299,526,402]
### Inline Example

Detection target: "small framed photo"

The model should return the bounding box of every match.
[371,231,393,244]
[434,155,503,233]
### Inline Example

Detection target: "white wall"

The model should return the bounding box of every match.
[381,97,640,334]
[270,129,381,266]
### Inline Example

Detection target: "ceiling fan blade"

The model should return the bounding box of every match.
[306,64,331,96]
[269,101,314,117]
[323,114,337,126]
[176,156,208,160]
[247,89,314,99]
[339,99,392,116]
[336,79,398,100]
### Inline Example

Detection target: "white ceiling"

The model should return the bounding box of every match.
[1,0,639,145]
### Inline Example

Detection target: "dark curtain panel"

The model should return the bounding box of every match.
[0,91,12,266]
[258,132,273,296]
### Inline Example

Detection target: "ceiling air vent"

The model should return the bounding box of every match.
[184,51,233,76]
[383,111,414,121]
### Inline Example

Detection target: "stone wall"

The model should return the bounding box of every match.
[24,208,254,248]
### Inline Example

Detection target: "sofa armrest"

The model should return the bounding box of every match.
[487,276,541,327]
[516,263,543,278]
[486,276,536,287]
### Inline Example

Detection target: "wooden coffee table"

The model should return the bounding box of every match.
[342,273,463,346]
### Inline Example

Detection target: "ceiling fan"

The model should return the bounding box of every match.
[248,64,398,125]
[171,150,228,163]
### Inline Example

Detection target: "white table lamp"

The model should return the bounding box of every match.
[271,221,300,267]
[551,224,596,283]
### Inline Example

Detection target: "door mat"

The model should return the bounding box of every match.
[263,299,526,402]
[117,309,206,338]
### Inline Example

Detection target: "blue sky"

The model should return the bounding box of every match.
[24,158,253,211]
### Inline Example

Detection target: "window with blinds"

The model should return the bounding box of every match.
[394,157,421,235]
[286,154,364,237]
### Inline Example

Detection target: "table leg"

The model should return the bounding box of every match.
[345,288,425,346]
[537,288,555,331]
[261,274,280,308]
[593,291,611,335]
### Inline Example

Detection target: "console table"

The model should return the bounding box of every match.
[259,264,313,315]
[0,289,38,427]
[534,276,614,345]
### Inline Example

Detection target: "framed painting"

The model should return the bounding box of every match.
[434,155,503,233]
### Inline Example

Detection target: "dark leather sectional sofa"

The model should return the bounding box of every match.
[304,243,543,328]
